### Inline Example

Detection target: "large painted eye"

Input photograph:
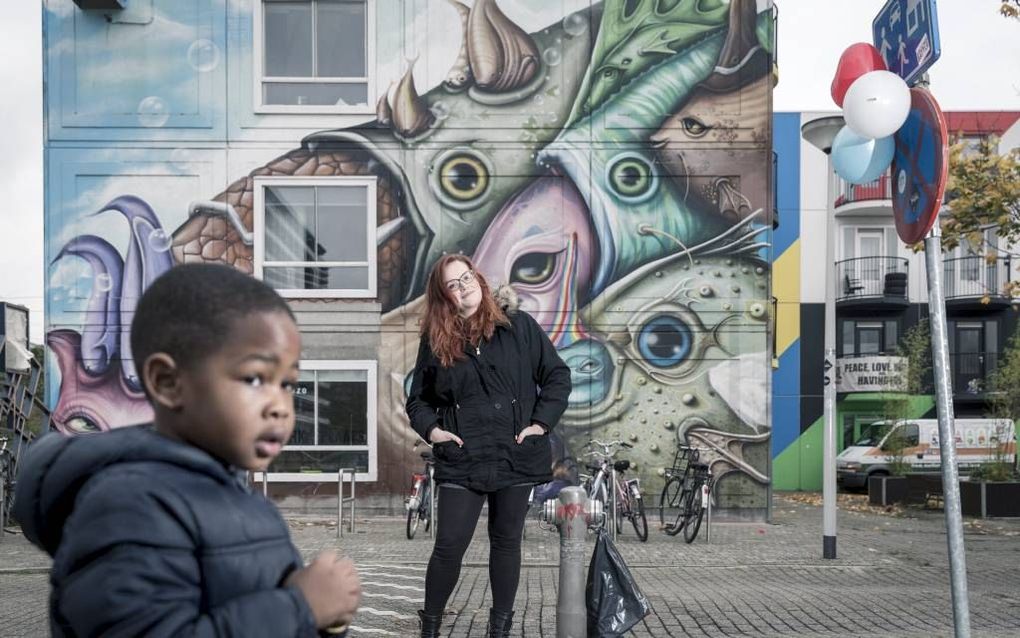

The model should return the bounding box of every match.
[439,154,489,201]
[681,117,710,138]
[638,315,693,368]
[65,414,102,434]
[510,251,557,286]
[606,153,658,203]
[430,148,494,211]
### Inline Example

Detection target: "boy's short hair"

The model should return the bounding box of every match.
[130,263,295,374]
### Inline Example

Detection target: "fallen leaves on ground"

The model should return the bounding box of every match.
[779,492,907,517]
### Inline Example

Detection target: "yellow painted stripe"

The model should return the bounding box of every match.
[774,239,800,358]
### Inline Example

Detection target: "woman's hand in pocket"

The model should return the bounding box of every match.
[429,427,464,447]
[516,424,546,444]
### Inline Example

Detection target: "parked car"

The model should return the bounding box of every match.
[836,418,1017,489]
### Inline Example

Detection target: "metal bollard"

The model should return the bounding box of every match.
[542,486,602,638]
[0,472,5,544]
[703,481,712,544]
[337,468,356,538]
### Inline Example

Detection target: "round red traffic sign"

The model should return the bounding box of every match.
[892,88,949,244]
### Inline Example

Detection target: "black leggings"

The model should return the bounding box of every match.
[423,484,532,614]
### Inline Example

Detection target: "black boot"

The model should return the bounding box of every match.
[487,608,514,638]
[418,610,442,638]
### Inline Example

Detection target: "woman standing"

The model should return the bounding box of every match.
[406,255,571,638]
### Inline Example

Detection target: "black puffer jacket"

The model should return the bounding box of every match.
[13,425,321,637]
[405,294,572,491]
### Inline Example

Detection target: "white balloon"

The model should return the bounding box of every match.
[842,70,911,139]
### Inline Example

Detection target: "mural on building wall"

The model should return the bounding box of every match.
[47,0,774,510]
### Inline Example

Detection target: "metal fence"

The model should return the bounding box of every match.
[943,256,1011,300]
[835,257,909,301]
[834,172,892,207]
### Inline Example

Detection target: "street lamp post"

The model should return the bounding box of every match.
[802,115,846,559]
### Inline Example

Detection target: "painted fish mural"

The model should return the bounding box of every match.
[47,0,775,512]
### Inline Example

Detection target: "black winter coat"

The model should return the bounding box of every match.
[405,307,572,491]
[12,426,323,638]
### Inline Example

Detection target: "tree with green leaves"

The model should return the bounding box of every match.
[940,136,1020,299]
[881,320,931,475]
[986,327,1020,479]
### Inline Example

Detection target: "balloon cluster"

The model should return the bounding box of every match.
[830,43,910,184]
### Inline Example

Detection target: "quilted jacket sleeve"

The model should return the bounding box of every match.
[51,471,319,638]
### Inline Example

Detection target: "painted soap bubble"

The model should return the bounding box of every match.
[149,228,172,253]
[563,13,588,36]
[95,273,113,292]
[137,96,170,127]
[187,39,221,73]
[542,48,562,67]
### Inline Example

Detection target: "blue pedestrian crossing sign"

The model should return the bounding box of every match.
[872,0,941,86]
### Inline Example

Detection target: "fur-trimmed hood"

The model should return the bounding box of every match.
[493,284,520,314]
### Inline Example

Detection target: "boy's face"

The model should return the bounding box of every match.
[167,311,301,471]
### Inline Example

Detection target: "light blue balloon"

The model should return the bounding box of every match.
[831,126,895,184]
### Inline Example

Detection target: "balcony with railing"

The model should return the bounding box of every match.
[834,172,893,213]
[835,257,910,309]
[943,256,1013,309]
[950,351,999,399]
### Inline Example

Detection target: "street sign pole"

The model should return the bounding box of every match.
[923,219,971,638]
[889,73,970,637]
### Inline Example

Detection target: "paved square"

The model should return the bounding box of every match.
[3,494,1019,636]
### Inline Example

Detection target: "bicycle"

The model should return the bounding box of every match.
[659,444,714,543]
[1,434,18,536]
[405,440,436,540]
[580,439,648,542]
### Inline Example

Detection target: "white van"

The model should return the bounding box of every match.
[836,418,1017,488]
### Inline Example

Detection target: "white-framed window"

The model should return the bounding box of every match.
[254,176,377,298]
[254,0,375,114]
[267,360,378,481]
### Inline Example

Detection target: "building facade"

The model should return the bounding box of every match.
[44,1,777,516]
[773,110,1020,490]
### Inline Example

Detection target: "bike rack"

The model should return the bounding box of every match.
[609,468,619,542]
[337,468,356,538]
[704,481,713,544]
[248,471,268,497]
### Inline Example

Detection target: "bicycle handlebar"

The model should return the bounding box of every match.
[586,439,632,452]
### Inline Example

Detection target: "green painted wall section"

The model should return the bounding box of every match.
[773,394,935,491]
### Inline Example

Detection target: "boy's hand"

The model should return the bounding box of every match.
[286,551,361,629]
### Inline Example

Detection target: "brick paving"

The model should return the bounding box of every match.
[2,494,1019,636]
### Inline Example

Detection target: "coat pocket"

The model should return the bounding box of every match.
[433,441,467,463]
[512,433,552,475]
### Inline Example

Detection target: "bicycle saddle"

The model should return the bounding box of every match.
[420,451,435,461]
[613,459,630,472]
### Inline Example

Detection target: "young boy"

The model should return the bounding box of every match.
[13,264,361,637]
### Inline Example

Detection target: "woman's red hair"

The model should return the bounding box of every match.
[421,255,508,367]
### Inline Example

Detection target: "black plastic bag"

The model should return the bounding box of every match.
[586,528,651,637]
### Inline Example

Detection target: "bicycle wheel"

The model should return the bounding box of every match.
[683,488,705,544]
[406,505,421,539]
[591,480,608,531]
[630,495,649,542]
[423,484,433,533]
[658,476,683,530]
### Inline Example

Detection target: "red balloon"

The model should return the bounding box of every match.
[831,43,887,107]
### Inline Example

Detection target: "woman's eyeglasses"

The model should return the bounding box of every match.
[444,270,477,293]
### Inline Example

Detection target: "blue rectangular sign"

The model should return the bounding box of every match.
[872,0,942,86]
